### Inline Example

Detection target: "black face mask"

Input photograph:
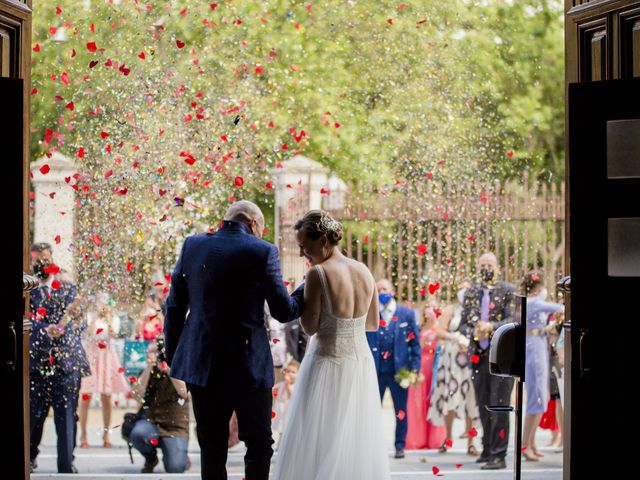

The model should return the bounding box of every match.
[33,260,50,280]
[480,268,494,283]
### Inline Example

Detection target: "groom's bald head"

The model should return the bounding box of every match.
[225,200,265,237]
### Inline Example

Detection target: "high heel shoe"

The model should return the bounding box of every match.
[79,441,89,449]
[438,440,449,453]
[522,446,539,461]
[103,440,112,448]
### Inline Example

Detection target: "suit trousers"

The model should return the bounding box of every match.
[189,379,274,480]
[472,354,514,460]
[378,372,408,450]
[30,370,81,473]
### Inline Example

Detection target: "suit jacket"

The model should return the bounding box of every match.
[164,221,304,389]
[366,304,421,374]
[459,280,517,355]
[29,279,90,377]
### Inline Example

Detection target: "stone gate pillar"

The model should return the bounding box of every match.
[271,155,328,287]
[30,152,76,277]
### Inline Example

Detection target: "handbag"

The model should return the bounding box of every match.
[121,409,144,464]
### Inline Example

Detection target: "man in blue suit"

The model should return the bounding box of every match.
[164,200,304,480]
[366,278,421,459]
[29,243,90,474]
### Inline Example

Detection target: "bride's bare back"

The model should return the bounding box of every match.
[300,251,379,335]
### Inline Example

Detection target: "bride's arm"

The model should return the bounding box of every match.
[300,267,322,336]
[365,273,380,332]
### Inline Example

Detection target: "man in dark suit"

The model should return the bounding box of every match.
[366,278,421,459]
[164,200,304,480]
[459,252,517,470]
[29,243,90,473]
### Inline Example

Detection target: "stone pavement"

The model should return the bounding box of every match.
[31,396,562,479]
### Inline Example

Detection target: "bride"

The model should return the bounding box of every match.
[272,210,391,480]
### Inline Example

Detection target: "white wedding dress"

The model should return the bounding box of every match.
[272,265,391,480]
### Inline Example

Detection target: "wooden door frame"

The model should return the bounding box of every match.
[1,1,32,479]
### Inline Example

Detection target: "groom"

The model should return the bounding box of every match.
[164,200,304,480]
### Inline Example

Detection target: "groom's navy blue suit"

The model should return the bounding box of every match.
[164,220,303,480]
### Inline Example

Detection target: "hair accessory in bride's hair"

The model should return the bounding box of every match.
[318,214,341,235]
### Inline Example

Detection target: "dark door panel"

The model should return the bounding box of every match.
[568,77,640,478]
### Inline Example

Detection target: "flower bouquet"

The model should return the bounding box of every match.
[394,368,424,389]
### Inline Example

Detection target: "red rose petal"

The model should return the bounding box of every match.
[445,438,453,448]
[234,176,244,187]
[39,164,51,175]
[396,409,406,420]
[176,39,185,48]
[82,394,91,401]
[98,342,107,349]
[149,438,159,446]
[51,280,61,291]
[468,427,478,438]
[86,41,97,52]
[470,354,480,364]
[45,263,60,275]
[37,307,47,317]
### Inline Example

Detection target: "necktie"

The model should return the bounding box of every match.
[480,288,490,322]
[479,288,490,349]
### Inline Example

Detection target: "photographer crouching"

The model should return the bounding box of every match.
[129,335,190,473]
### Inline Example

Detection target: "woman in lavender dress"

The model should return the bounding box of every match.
[521,272,564,461]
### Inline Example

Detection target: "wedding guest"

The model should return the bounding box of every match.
[520,272,563,461]
[29,242,90,474]
[539,314,563,448]
[405,303,446,449]
[429,281,480,456]
[284,319,308,362]
[366,278,421,459]
[272,359,300,448]
[459,252,517,470]
[137,294,164,341]
[265,303,287,384]
[130,337,190,473]
[78,293,130,448]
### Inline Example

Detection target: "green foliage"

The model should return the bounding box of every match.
[30,0,564,302]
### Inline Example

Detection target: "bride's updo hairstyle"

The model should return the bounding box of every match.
[294,210,343,246]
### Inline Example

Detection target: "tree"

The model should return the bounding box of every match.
[30,0,564,303]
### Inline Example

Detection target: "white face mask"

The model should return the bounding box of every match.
[457,288,467,305]
[536,288,548,301]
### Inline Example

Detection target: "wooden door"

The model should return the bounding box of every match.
[565,1,640,479]
[0,1,32,479]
